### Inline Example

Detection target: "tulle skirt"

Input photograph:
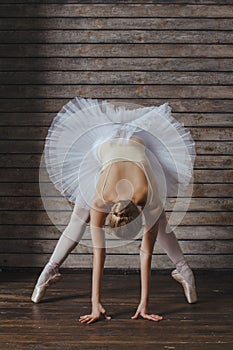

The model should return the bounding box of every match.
[40,96,196,231]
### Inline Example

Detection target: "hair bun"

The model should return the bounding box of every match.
[109,200,142,239]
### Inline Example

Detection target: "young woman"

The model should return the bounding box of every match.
[31,97,197,313]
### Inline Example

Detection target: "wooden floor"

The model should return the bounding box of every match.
[0,269,232,350]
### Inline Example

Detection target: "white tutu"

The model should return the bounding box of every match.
[40,96,196,232]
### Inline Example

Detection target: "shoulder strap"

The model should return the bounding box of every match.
[100,163,113,202]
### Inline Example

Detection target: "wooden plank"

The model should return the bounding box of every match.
[1,154,233,169]
[1,239,233,255]
[1,196,233,212]
[1,0,233,5]
[0,183,41,196]
[0,253,232,269]
[38,166,228,185]
[1,224,232,240]
[0,112,232,127]
[1,71,232,85]
[1,0,233,4]
[0,183,232,197]
[0,126,232,141]
[0,99,232,113]
[0,85,232,99]
[0,342,231,350]
[0,140,45,153]
[1,30,233,44]
[1,57,232,72]
[194,170,233,183]
[194,155,233,169]
[0,211,232,225]
[191,128,233,141]
[0,4,232,18]
[0,44,233,58]
[195,142,233,155]
[170,114,233,127]
[1,168,232,183]
[1,17,233,30]
[0,344,231,350]
[0,154,42,167]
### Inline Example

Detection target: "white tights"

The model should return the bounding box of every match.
[37,205,90,286]
[36,204,194,286]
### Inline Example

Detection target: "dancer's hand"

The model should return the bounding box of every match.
[79,302,111,325]
[131,303,163,322]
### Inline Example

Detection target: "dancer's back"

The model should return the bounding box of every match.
[95,136,150,206]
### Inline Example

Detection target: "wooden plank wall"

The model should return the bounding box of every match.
[0,0,232,270]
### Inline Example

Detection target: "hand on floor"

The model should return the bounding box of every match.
[131,303,163,322]
[79,302,111,325]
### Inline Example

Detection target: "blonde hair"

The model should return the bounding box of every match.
[108,200,142,239]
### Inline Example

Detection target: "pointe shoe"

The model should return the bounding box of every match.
[171,269,197,304]
[31,272,62,303]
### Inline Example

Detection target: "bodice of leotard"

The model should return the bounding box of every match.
[97,137,146,171]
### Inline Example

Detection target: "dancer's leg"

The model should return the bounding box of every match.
[36,204,90,286]
[141,157,194,284]
[156,210,194,285]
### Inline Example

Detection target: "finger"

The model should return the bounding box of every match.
[151,314,163,320]
[145,314,163,322]
[87,317,97,325]
[79,319,88,324]
[150,314,163,321]
[79,317,91,324]
[81,317,94,324]
[131,311,140,319]
[79,315,92,323]
[79,316,90,322]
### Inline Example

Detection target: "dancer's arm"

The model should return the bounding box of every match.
[131,206,163,322]
[79,197,111,324]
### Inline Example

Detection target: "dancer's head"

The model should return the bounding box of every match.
[108,199,142,239]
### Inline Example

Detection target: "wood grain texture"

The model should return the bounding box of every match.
[1,71,233,85]
[1,30,233,44]
[0,58,232,72]
[0,254,233,268]
[1,183,232,197]
[1,168,233,183]
[1,211,232,226]
[0,85,232,99]
[1,154,233,168]
[1,126,233,140]
[0,112,232,127]
[0,270,232,349]
[0,99,232,113]
[0,4,233,18]
[1,136,233,155]
[2,0,233,4]
[1,0,233,3]
[1,44,233,58]
[2,239,233,255]
[1,197,232,211]
[1,224,232,240]
[1,17,233,30]
[0,1,232,269]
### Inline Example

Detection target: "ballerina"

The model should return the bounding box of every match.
[31,96,197,307]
